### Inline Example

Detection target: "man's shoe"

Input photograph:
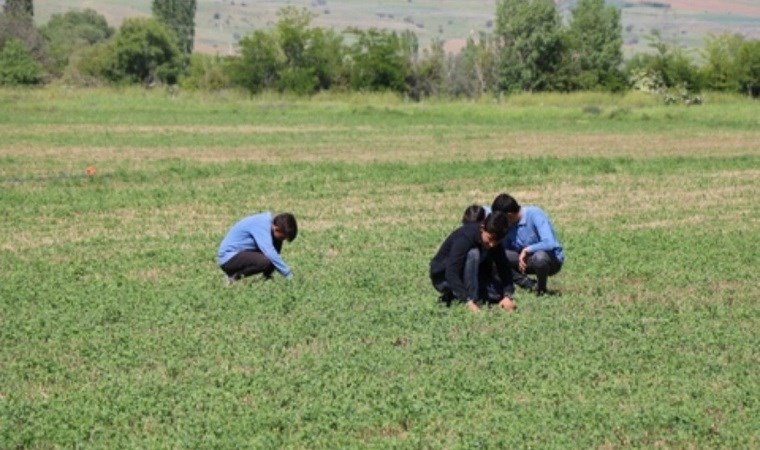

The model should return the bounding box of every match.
[438,291,454,307]
[517,277,537,292]
[536,288,560,297]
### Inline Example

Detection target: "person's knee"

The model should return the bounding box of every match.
[530,251,552,273]
[465,248,480,267]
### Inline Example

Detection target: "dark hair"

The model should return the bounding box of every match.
[482,211,509,241]
[462,204,486,224]
[491,193,520,214]
[273,213,298,241]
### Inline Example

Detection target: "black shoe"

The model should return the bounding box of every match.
[536,288,560,297]
[438,291,454,307]
[517,277,537,291]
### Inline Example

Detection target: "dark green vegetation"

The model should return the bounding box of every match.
[32,0,760,59]
[3,1,760,99]
[1,89,758,447]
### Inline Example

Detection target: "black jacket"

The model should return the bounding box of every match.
[430,223,513,301]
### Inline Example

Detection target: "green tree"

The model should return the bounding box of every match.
[566,0,623,90]
[736,39,760,97]
[41,9,114,75]
[152,0,196,55]
[408,37,446,100]
[228,30,284,94]
[274,7,343,94]
[227,8,344,95]
[306,26,346,90]
[110,17,182,84]
[446,32,501,98]
[495,0,564,92]
[345,28,411,93]
[0,38,42,85]
[701,33,745,92]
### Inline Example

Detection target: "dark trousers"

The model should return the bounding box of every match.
[506,250,562,292]
[220,251,274,280]
[431,248,504,304]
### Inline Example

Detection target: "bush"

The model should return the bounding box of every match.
[0,38,42,85]
[0,12,50,75]
[228,30,284,94]
[41,8,114,76]
[181,53,232,91]
[625,33,702,92]
[345,28,412,93]
[73,41,118,86]
[110,17,182,85]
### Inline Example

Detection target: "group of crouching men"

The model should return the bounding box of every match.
[217,192,563,313]
[430,193,564,313]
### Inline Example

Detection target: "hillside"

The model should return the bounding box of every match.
[33,0,760,56]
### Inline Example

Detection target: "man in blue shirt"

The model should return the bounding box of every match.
[491,193,564,296]
[217,212,297,283]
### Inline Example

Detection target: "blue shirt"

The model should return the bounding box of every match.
[217,212,293,279]
[504,206,564,263]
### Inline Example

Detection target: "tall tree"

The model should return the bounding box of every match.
[701,33,745,92]
[567,0,623,90]
[152,0,196,55]
[495,0,564,92]
[110,18,182,85]
[736,39,760,97]
[3,0,33,19]
[345,28,412,93]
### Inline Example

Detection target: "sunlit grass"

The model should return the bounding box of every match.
[1,88,758,448]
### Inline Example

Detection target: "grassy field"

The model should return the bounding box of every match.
[0,88,758,448]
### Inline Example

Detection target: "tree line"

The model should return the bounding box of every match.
[1,0,758,99]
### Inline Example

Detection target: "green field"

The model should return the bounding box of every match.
[1,88,758,448]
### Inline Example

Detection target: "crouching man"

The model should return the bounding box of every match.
[430,211,516,312]
[218,212,297,283]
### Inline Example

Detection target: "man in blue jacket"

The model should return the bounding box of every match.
[491,193,564,296]
[218,212,297,283]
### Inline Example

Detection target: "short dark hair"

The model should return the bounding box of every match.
[273,213,298,241]
[491,193,520,214]
[462,204,486,224]
[482,211,509,241]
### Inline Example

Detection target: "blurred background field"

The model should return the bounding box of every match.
[32,0,760,55]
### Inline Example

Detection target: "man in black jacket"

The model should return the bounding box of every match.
[430,211,516,312]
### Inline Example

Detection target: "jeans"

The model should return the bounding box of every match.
[220,251,275,280]
[505,250,562,292]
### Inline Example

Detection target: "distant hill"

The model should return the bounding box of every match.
[33,0,760,57]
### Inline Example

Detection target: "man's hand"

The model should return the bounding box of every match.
[518,248,530,273]
[466,300,481,313]
[498,297,516,312]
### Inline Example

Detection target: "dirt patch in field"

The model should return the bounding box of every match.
[2,130,757,165]
[0,124,348,135]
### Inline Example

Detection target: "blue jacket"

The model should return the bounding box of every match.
[217,212,293,279]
